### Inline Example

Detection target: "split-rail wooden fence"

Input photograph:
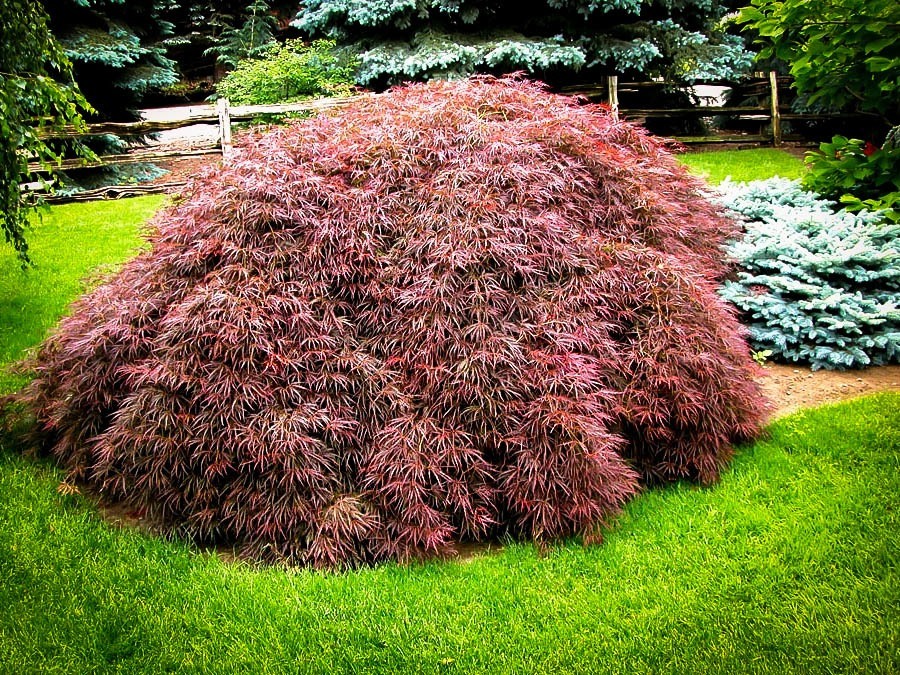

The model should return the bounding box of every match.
[29,72,857,203]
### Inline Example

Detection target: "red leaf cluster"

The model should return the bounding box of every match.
[24,76,766,566]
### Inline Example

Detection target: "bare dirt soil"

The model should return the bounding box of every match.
[760,363,900,419]
[148,155,219,187]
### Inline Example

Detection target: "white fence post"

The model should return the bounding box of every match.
[217,98,233,163]
[768,71,782,147]
[607,76,619,121]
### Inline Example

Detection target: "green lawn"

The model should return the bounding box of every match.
[1,176,898,674]
[0,197,163,393]
[1,394,897,674]
[678,148,806,184]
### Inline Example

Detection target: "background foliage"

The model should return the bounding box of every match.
[738,0,899,127]
[43,0,180,121]
[203,0,279,69]
[0,0,92,263]
[214,39,357,104]
[160,0,299,84]
[293,0,753,87]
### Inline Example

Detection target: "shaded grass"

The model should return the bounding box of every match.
[679,148,806,184]
[0,395,897,674]
[0,197,162,393]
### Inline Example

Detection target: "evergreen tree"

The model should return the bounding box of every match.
[43,0,179,121]
[162,1,298,83]
[293,0,753,88]
[204,0,279,69]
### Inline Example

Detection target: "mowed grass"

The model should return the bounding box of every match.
[1,171,898,674]
[0,395,897,674]
[678,148,806,184]
[0,197,163,393]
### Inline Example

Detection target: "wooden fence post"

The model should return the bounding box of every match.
[768,71,782,147]
[217,98,233,163]
[607,76,619,121]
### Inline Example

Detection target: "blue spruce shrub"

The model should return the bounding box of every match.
[714,179,900,370]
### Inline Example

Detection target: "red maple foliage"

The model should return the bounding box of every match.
[23,76,766,566]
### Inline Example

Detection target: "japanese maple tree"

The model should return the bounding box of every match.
[24,77,765,566]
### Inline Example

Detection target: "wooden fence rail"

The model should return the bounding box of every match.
[27,147,220,173]
[28,73,858,203]
[34,96,361,140]
[43,182,190,204]
[564,72,794,146]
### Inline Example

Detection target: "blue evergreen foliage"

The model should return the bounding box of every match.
[293,0,753,87]
[715,179,900,370]
[45,0,179,120]
[41,0,180,189]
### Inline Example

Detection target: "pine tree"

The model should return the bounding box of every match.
[43,0,179,121]
[204,0,279,69]
[293,0,753,88]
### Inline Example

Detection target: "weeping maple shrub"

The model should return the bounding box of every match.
[23,76,766,566]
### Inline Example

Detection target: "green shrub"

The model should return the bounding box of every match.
[802,135,900,223]
[214,39,357,105]
[715,179,900,370]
